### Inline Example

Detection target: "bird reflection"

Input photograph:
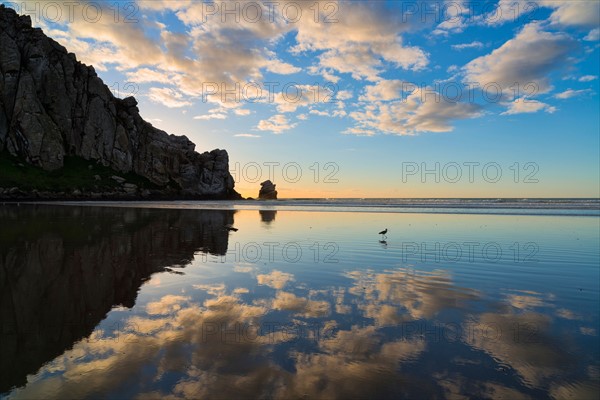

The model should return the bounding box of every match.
[379,240,388,248]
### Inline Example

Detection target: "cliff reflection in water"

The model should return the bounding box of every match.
[0,204,235,393]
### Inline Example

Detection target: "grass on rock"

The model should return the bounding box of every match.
[0,151,163,192]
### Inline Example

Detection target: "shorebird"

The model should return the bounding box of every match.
[379,228,388,239]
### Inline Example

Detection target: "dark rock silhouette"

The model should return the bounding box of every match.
[258,180,277,199]
[0,5,239,198]
[0,204,235,393]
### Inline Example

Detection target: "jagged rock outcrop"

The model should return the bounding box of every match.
[0,5,239,198]
[258,180,278,199]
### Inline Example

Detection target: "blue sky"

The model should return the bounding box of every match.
[5,0,599,197]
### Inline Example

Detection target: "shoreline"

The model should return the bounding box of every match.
[6,199,599,217]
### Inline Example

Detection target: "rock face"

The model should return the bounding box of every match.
[258,180,278,199]
[0,6,239,198]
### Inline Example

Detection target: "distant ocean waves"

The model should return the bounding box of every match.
[283,198,600,209]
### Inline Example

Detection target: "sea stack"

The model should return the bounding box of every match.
[258,180,277,199]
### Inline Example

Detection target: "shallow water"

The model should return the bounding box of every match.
[1,204,599,399]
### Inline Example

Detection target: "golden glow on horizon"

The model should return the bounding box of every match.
[235,184,600,199]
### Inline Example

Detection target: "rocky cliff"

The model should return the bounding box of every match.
[0,5,239,199]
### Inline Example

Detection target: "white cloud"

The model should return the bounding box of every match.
[348,86,482,136]
[292,1,428,80]
[501,98,557,115]
[359,80,406,102]
[540,0,600,29]
[451,41,484,50]
[584,28,600,41]
[336,90,353,101]
[125,68,176,84]
[483,1,600,29]
[138,0,192,12]
[265,58,302,75]
[342,127,378,136]
[148,87,193,108]
[193,113,227,120]
[431,0,473,36]
[554,89,592,99]
[257,114,297,134]
[234,134,261,138]
[579,75,598,82]
[233,108,251,116]
[308,67,341,84]
[464,22,576,95]
[273,85,334,113]
[480,0,533,26]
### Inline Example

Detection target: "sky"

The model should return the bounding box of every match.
[4,0,599,198]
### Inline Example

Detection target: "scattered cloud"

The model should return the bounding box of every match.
[348,86,482,136]
[483,0,600,29]
[194,113,227,120]
[501,98,557,115]
[540,0,600,29]
[234,133,261,138]
[292,2,428,81]
[273,85,335,113]
[336,90,353,100]
[584,28,600,41]
[464,22,576,95]
[452,41,484,50]
[266,58,302,75]
[7,0,596,137]
[233,108,252,116]
[257,114,298,134]
[148,87,193,108]
[359,79,406,102]
[125,68,175,84]
[554,89,592,99]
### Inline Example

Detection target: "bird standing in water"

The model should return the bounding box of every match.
[379,228,388,239]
